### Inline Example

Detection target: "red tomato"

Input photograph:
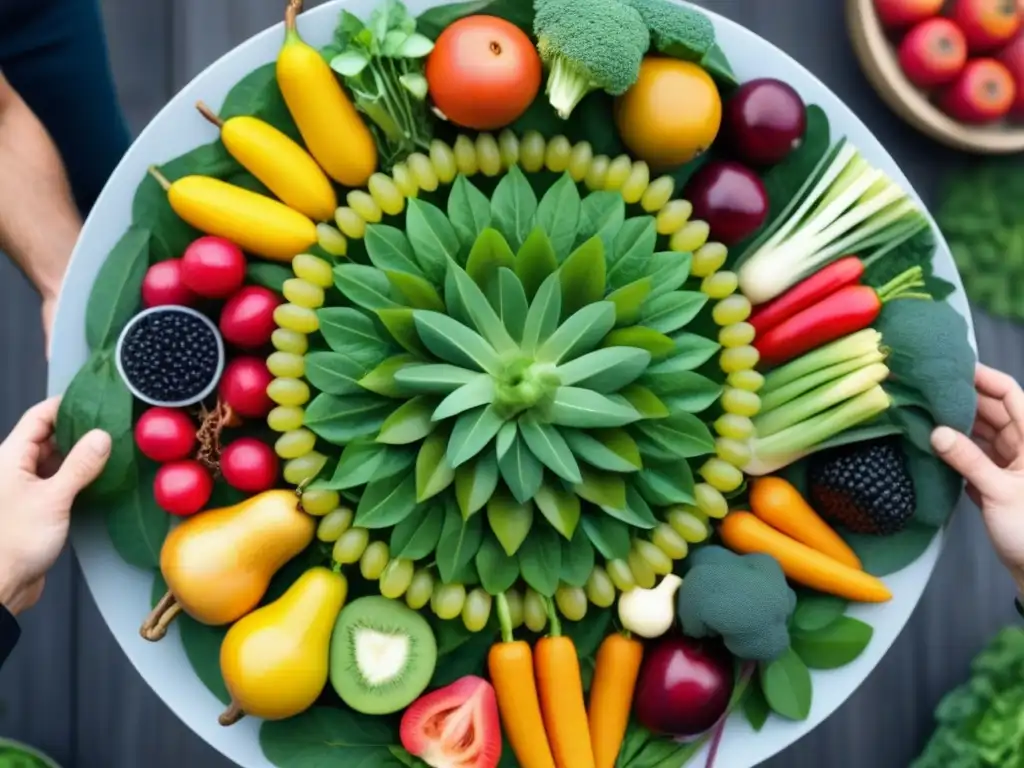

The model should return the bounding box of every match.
[425,15,542,130]
[219,286,282,349]
[898,18,969,87]
[940,58,1017,121]
[950,0,1022,53]
[142,259,197,308]
[154,460,213,517]
[219,356,274,419]
[400,676,501,768]
[873,0,944,28]
[997,32,1024,116]
[181,236,247,299]
[135,407,197,462]
[220,438,279,493]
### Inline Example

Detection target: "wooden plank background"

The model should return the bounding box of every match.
[0,0,1016,765]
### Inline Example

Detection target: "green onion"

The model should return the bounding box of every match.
[753,363,889,438]
[760,349,886,413]
[761,329,883,395]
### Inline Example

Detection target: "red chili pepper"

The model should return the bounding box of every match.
[754,266,930,367]
[749,256,864,338]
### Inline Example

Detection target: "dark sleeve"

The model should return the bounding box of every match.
[0,604,20,670]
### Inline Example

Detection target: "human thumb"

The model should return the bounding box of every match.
[931,426,1002,498]
[51,430,112,499]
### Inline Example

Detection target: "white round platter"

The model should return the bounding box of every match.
[46,1,975,766]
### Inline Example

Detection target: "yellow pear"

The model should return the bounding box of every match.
[218,566,348,725]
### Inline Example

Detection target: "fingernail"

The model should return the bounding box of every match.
[85,430,112,456]
[931,426,956,453]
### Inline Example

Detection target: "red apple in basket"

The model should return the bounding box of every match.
[950,0,1022,53]
[898,18,969,87]
[997,32,1024,117]
[940,58,1017,122]
[873,0,944,29]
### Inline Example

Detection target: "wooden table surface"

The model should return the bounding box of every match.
[0,0,1017,766]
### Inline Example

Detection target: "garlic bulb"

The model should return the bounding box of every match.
[617,574,683,638]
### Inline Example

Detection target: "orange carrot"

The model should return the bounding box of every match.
[535,599,596,768]
[719,511,891,603]
[587,633,643,768]
[749,477,863,570]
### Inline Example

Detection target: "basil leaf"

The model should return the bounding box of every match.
[365,224,425,278]
[465,227,516,289]
[488,267,529,342]
[304,394,392,445]
[354,474,418,528]
[581,513,631,560]
[303,351,368,396]
[536,172,582,260]
[334,263,400,311]
[394,363,478,394]
[576,190,625,253]
[498,432,544,503]
[520,272,562,354]
[376,396,437,444]
[317,307,389,365]
[448,174,492,251]
[414,310,502,373]
[433,374,496,421]
[416,430,455,502]
[559,236,607,318]
[562,428,642,473]
[555,347,651,392]
[641,291,708,333]
[538,301,616,364]
[515,226,558,300]
[455,452,500,519]
[405,198,460,285]
[607,217,657,290]
[518,521,562,596]
[447,405,504,467]
[519,415,582,484]
[476,533,520,595]
[490,164,537,251]
[86,226,150,350]
[436,502,484,583]
[486,491,534,556]
[390,504,445,560]
[548,387,641,428]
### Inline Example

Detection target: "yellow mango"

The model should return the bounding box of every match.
[277,2,377,187]
[218,566,347,725]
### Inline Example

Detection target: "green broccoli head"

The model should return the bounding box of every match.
[534,0,650,120]
[623,0,715,61]
[676,546,797,662]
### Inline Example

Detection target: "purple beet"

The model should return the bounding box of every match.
[684,161,768,246]
[723,78,807,166]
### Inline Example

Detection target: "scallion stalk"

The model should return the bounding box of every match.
[760,350,884,413]
[761,329,883,396]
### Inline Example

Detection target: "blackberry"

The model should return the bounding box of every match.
[807,438,916,536]
[117,307,223,406]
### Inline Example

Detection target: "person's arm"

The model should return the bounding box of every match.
[0,73,82,341]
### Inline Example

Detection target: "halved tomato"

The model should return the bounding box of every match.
[399,676,502,768]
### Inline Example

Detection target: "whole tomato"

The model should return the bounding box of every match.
[950,0,1022,53]
[181,236,246,299]
[425,15,542,130]
[873,0,944,29]
[220,438,279,493]
[940,58,1016,121]
[154,460,213,517]
[997,32,1024,117]
[219,286,282,349]
[898,18,969,87]
[135,407,197,462]
[142,259,197,309]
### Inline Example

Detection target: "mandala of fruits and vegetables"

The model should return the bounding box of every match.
[55,0,978,765]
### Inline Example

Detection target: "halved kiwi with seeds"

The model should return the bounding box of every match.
[329,595,438,715]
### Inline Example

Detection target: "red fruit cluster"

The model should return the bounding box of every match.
[878,0,1024,123]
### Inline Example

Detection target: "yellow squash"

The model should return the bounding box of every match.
[218,566,348,725]
[197,101,337,222]
[150,167,318,262]
[140,490,316,641]
[277,0,377,187]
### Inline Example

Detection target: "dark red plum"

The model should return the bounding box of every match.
[723,78,807,166]
[684,161,768,246]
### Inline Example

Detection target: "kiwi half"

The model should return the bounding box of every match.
[329,595,438,715]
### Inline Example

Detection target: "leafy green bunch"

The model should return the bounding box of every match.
[303,166,723,593]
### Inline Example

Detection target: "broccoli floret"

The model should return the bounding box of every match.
[533,0,650,120]
[623,0,715,61]
[676,546,797,662]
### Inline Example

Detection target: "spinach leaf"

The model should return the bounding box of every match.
[85,226,150,351]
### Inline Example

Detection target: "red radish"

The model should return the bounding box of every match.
[750,257,865,337]
[722,78,807,166]
[219,356,274,419]
[219,286,282,349]
[400,675,502,768]
[684,161,769,246]
[898,19,969,87]
[134,407,197,462]
[153,460,213,517]
[997,32,1024,117]
[940,58,1016,122]
[142,259,197,308]
[220,438,279,493]
[873,0,944,28]
[181,236,247,299]
[633,636,735,738]
[950,0,1021,52]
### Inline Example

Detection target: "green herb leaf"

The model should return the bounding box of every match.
[386,270,446,311]
[515,227,559,300]
[518,521,562,596]
[358,354,419,397]
[448,405,505,467]
[519,415,581,484]
[331,49,371,76]
[86,226,150,351]
[476,533,520,595]
[399,32,434,57]
[486,490,534,556]
[548,387,640,428]
[106,461,167,569]
[246,261,293,292]
[635,460,696,505]
[394,363,478,394]
[539,301,616,364]
[436,502,484,583]
[602,327,675,359]
[498,433,544,503]
[448,175,492,251]
[520,272,562,354]
[414,311,502,374]
[371,446,417,482]
[455,452,500,520]
[390,504,446,560]
[317,308,389,365]
[601,485,658,529]
[562,428,642,472]
[668,333,722,370]
[607,217,657,290]
[416,430,455,502]
[303,394,391,444]
[646,251,693,298]
[178,615,230,705]
[335,263,399,311]
[406,198,461,285]
[465,227,517,289]
[496,421,517,459]
[488,267,529,342]
[303,352,368,396]
[354,474,418,528]
[365,224,426,278]
[641,291,708,334]
[378,307,429,356]
[376,396,437,444]
[607,278,653,326]
[618,385,670,419]
[560,526,596,588]
[658,374,723,413]
[581,513,632,560]
[560,236,607,318]
[760,647,813,721]
[490,164,537,251]
[536,172,582,260]
[645,349,722,394]
[792,617,874,670]
[220,61,300,139]
[841,522,937,577]
[447,262,518,353]
[792,593,848,633]
[310,440,384,491]
[259,707,397,766]
[533,482,581,540]
[575,468,628,511]
[555,348,651,392]
[577,190,625,253]
[636,413,715,458]
[433,374,496,421]
[743,680,771,732]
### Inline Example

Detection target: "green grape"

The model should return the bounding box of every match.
[429,140,458,183]
[476,133,502,176]
[727,369,765,392]
[334,206,365,239]
[555,585,588,622]
[627,549,657,589]
[523,589,548,632]
[453,135,479,176]
[604,154,633,191]
[722,387,762,417]
[498,129,520,169]
[380,558,415,599]
[519,131,546,172]
[283,278,325,310]
[405,569,435,610]
[316,223,348,256]
[462,588,493,632]
[691,242,728,277]
[347,189,383,223]
[368,172,405,216]
[670,220,710,252]
[641,175,675,212]
[505,589,525,629]
[267,352,305,379]
[606,558,636,592]
[317,506,353,542]
[359,541,390,581]
[656,199,692,235]
[651,523,689,560]
[620,161,650,204]
[585,566,616,608]
[567,141,593,182]
[544,135,572,173]
[719,346,760,374]
[714,413,755,440]
[634,540,673,576]
[301,489,340,516]
[719,322,756,349]
[283,451,327,485]
[268,377,310,407]
[712,295,752,326]
[700,458,744,492]
[584,155,610,190]
[431,582,466,621]
[701,271,739,299]
[407,152,440,191]
[274,303,319,334]
[272,328,308,355]
[275,428,316,460]
[694,482,728,519]
[292,253,334,288]
[391,162,419,198]
[716,437,752,468]
[667,506,710,543]
[267,405,304,433]
[333,527,370,565]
